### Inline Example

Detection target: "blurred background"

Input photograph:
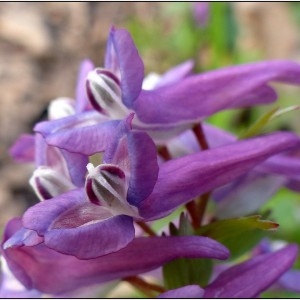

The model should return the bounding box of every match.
[1,3,300,296]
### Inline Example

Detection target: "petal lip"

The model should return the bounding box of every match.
[44,214,135,259]
[22,188,135,259]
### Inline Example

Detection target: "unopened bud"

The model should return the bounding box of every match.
[86,68,128,119]
[30,166,75,201]
[48,97,76,120]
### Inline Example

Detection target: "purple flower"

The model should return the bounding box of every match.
[7,113,300,260]
[34,27,300,155]
[2,218,229,295]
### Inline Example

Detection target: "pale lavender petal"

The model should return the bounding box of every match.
[260,155,300,181]
[214,172,287,219]
[2,220,229,294]
[159,285,204,298]
[34,112,120,155]
[9,134,35,163]
[75,59,95,112]
[204,244,298,298]
[140,132,300,220]
[105,27,144,108]
[168,123,236,158]
[279,270,300,293]
[155,60,194,89]
[134,61,300,124]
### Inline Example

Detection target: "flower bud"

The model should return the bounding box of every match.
[29,166,75,201]
[85,163,138,217]
[86,68,128,119]
[48,97,76,120]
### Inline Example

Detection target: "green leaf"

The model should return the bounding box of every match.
[195,215,278,260]
[163,258,213,290]
[238,107,279,139]
[239,105,300,139]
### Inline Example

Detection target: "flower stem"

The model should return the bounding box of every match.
[158,145,172,161]
[192,123,209,150]
[197,192,211,225]
[136,221,157,236]
[186,123,211,228]
[124,276,166,297]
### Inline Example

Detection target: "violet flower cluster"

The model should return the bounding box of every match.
[3,26,300,298]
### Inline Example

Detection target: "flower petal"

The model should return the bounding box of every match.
[214,172,286,219]
[22,189,135,258]
[9,134,35,163]
[75,59,95,113]
[2,220,229,294]
[204,244,298,298]
[155,60,194,89]
[140,132,300,220]
[105,27,144,108]
[158,285,204,298]
[34,111,120,155]
[134,61,300,124]
[104,115,159,206]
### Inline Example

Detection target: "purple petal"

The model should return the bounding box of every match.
[126,131,159,205]
[260,154,300,181]
[204,244,298,298]
[34,111,120,155]
[105,27,144,108]
[159,285,204,298]
[75,59,95,113]
[2,220,229,294]
[214,172,286,219]
[104,115,159,206]
[22,189,134,258]
[9,134,35,163]
[155,60,194,89]
[34,134,87,187]
[140,132,300,220]
[168,123,236,158]
[279,270,300,293]
[134,60,300,124]
[60,149,88,187]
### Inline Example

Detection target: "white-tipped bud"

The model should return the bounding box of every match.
[86,68,129,119]
[48,97,76,120]
[85,163,138,217]
[30,166,75,201]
